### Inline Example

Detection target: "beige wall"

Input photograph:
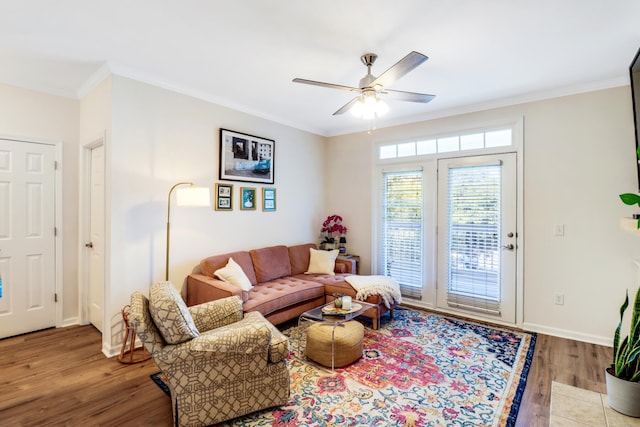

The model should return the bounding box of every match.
[0,83,80,324]
[326,86,637,345]
[101,76,328,354]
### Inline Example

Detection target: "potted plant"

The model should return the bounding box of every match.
[320,215,347,250]
[605,287,640,417]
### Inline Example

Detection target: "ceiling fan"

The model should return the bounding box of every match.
[293,51,435,119]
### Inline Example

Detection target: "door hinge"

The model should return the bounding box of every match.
[54,160,58,170]
[54,227,57,236]
[54,293,58,303]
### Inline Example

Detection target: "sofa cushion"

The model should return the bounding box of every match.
[288,243,317,275]
[243,277,325,317]
[250,245,291,283]
[149,281,200,344]
[214,257,253,291]
[305,248,339,275]
[201,251,258,286]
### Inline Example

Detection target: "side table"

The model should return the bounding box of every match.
[337,254,359,274]
[118,304,151,364]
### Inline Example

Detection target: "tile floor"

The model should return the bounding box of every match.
[550,381,640,426]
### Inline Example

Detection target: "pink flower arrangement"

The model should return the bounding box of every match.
[321,214,347,243]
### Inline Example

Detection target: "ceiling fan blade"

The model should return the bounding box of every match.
[369,51,428,88]
[292,78,360,92]
[384,89,436,103]
[333,97,360,115]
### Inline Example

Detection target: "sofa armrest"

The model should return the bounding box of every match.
[242,311,289,363]
[155,321,273,367]
[335,257,355,274]
[129,291,167,355]
[191,321,272,354]
[188,296,243,332]
[186,273,243,306]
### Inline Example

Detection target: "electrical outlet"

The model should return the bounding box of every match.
[554,224,565,236]
[554,292,564,305]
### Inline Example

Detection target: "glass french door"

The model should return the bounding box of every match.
[379,169,425,299]
[436,153,517,323]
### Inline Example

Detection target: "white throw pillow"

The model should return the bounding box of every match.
[214,257,253,291]
[305,248,339,276]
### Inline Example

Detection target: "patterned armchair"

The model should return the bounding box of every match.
[129,282,290,427]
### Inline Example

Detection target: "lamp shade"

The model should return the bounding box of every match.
[176,186,210,207]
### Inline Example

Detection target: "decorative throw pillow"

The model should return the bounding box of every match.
[214,257,253,291]
[305,248,339,276]
[149,281,200,345]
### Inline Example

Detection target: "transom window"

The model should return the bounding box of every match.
[379,129,512,160]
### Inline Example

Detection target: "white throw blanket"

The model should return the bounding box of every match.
[345,275,402,309]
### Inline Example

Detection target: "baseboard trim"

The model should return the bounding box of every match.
[102,342,120,358]
[60,317,79,328]
[523,322,612,347]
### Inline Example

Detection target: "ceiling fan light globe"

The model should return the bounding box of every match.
[350,100,364,117]
[363,94,377,109]
[376,99,389,116]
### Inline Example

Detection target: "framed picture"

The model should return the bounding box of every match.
[240,187,257,210]
[219,128,275,184]
[262,187,276,212]
[214,183,233,211]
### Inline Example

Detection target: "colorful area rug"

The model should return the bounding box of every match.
[151,307,536,426]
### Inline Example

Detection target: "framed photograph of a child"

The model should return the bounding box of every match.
[240,187,257,210]
[215,183,233,211]
[220,128,275,184]
[262,187,276,212]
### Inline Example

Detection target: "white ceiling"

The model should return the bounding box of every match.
[1,1,639,136]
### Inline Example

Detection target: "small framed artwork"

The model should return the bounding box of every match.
[262,187,276,212]
[240,187,257,210]
[215,183,233,211]
[219,128,275,184]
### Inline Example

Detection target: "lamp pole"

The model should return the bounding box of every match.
[165,182,193,281]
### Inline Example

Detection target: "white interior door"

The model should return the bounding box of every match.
[0,139,56,338]
[88,145,105,332]
[437,153,518,323]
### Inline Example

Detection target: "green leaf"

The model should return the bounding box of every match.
[620,193,640,206]
[631,288,640,345]
[616,337,630,377]
[613,291,629,371]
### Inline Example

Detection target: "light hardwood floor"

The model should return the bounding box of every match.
[0,323,612,426]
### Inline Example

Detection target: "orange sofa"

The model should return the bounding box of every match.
[186,243,392,328]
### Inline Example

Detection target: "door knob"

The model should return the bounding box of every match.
[502,243,515,250]
[85,242,93,248]
[507,232,514,238]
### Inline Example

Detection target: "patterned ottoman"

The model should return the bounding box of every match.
[305,320,364,368]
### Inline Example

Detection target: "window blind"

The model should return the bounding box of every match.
[381,170,423,299]
[446,164,501,315]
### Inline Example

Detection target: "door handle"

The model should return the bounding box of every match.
[502,243,515,250]
[85,242,93,248]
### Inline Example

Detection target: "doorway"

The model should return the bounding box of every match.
[80,138,105,333]
[0,138,57,338]
[436,153,518,323]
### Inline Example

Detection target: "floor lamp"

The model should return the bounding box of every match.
[166,182,211,281]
